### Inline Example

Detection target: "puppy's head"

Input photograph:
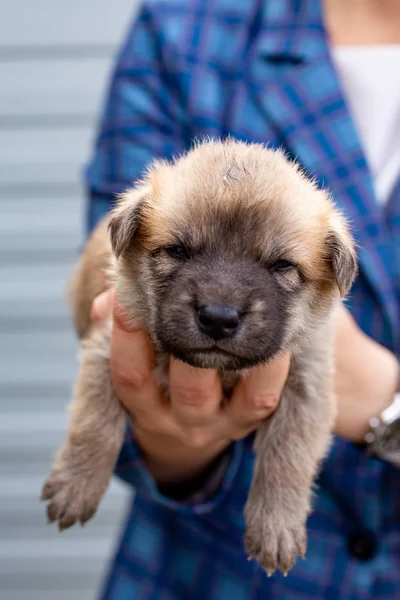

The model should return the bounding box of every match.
[109,139,357,370]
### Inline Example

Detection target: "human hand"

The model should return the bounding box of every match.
[333,303,399,445]
[91,289,290,484]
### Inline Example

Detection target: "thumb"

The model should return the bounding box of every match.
[91,289,114,322]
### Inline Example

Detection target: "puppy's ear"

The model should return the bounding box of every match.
[108,185,150,258]
[326,212,358,297]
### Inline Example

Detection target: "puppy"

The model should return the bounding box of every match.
[42,139,357,575]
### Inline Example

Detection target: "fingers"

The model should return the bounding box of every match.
[109,293,165,421]
[224,352,290,439]
[169,358,222,428]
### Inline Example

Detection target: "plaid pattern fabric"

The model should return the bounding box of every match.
[85,1,400,598]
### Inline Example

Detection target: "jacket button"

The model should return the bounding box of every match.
[347,530,377,561]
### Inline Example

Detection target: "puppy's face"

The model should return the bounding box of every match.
[110,141,357,371]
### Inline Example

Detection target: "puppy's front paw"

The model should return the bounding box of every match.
[244,504,307,576]
[41,450,110,530]
[41,470,104,530]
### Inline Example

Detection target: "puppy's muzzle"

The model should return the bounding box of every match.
[196,303,241,340]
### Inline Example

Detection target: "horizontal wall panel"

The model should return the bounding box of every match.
[1,196,83,222]
[0,127,93,185]
[0,302,72,335]
[1,395,70,414]
[0,181,82,197]
[0,292,71,316]
[0,329,77,355]
[0,535,123,600]
[1,198,83,252]
[0,0,138,49]
[0,495,129,537]
[0,367,78,388]
[0,476,127,500]
[1,590,96,600]
[1,511,127,540]
[0,330,79,388]
[0,534,124,559]
[1,381,72,400]
[0,57,112,118]
[1,262,75,301]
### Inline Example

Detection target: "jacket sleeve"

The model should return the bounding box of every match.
[85,0,190,231]
[84,0,244,512]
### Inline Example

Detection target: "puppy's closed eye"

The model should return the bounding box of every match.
[268,258,303,292]
[269,259,297,273]
[163,244,192,261]
[151,244,191,260]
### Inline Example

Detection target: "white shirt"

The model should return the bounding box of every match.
[332,45,400,205]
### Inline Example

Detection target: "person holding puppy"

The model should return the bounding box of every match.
[85,0,400,598]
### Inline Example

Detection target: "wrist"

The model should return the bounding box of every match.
[360,347,400,440]
[335,337,399,444]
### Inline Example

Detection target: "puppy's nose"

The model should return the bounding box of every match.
[197,304,240,340]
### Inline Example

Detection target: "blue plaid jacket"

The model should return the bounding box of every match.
[86,1,400,598]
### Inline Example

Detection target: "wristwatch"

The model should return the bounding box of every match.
[364,391,400,463]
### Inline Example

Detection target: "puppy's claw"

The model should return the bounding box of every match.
[59,510,79,531]
[46,501,60,524]
[41,479,59,502]
[297,548,306,561]
[266,569,275,578]
[80,505,97,526]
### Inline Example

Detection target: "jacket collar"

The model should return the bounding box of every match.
[249,0,399,338]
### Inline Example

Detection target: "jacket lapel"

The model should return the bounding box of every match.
[248,0,398,337]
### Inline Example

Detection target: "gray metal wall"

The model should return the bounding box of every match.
[0,2,140,598]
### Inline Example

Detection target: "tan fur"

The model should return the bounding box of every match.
[67,218,113,338]
[42,139,357,575]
